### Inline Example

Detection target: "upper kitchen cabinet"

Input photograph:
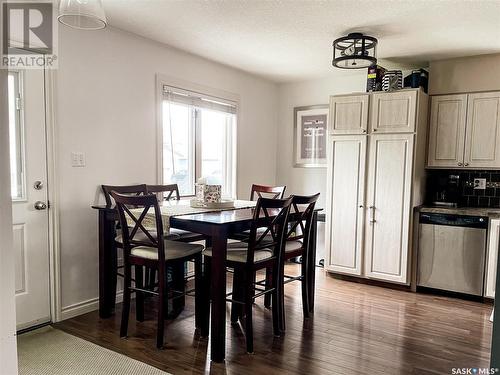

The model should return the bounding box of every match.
[464,92,500,169]
[329,94,369,134]
[427,94,467,168]
[427,90,500,169]
[370,90,417,133]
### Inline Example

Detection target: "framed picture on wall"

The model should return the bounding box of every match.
[293,105,328,168]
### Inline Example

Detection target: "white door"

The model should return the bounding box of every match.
[325,136,366,275]
[9,69,51,330]
[364,134,414,284]
[329,94,369,135]
[427,94,468,168]
[464,91,500,169]
[370,90,417,133]
[486,219,500,298]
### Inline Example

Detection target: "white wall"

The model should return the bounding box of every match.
[429,53,500,95]
[56,26,278,312]
[0,71,19,374]
[275,71,367,209]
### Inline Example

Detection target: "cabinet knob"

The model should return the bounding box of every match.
[359,205,364,208]
[458,162,463,167]
[464,162,469,166]
[362,129,366,133]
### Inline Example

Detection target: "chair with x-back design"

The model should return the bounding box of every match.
[262,193,320,331]
[112,192,207,349]
[204,196,293,353]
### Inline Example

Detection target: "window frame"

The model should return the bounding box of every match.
[156,75,239,199]
[8,70,27,202]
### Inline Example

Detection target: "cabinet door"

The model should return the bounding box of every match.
[329,94,369,135]
[370,90,417,133]
[325,136,366,276]
[427,94,467,168]
[464,91,500,169]
[364,134,414,284]
[486,219,500,298]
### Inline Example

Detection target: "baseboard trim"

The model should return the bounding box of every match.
[60,292,123,321]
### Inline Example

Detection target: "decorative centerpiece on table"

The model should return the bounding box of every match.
[190,177,235,208]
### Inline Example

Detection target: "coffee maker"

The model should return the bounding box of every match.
[430,174,460,207]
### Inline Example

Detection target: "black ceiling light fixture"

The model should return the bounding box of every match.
[332,32,378,69]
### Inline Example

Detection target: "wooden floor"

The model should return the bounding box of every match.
[55,264,493,375]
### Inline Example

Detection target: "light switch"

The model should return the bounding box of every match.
[71,152,86,167]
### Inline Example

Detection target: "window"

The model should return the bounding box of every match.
[8,71,25,201]
[162,85,236,197]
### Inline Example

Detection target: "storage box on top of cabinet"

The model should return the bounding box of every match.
[325,88,428,285]
[427,91,500,169]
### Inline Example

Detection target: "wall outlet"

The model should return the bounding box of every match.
[474,178,486,190]
[71,152,86,167]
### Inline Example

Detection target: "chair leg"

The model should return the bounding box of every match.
[156,266,166,349]
[244,270,255,354]
[148,268,156,291]
[135,265,144,322]
[264,266,272,309]
[194,254,205,334]
[231,268,243,324]
[301,260,310,319]
[120,263,132,338]
[271,263,281,337]
[200,256,211,337]
[278,262,286,333]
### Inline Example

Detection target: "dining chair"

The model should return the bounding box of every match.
[146,184,206,243]
[204,196,293,353]
[250,184,287,200]
[102,184,181,279]
[112,192,207,349]
[262,193,320,331]
[231,184,287,242]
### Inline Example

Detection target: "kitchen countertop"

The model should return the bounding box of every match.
[417,205,500,218]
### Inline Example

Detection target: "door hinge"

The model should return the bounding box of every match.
[15,95,23,110]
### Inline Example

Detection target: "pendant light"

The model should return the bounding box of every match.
[58,0,107,30]
[332,33,377,69]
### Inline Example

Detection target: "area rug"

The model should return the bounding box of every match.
[18,326,171,375]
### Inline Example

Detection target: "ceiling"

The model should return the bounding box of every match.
[103,0,500,83]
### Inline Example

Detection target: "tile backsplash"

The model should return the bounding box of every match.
[426,169,500,208]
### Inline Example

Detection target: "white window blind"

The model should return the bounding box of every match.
[163,85,237,114]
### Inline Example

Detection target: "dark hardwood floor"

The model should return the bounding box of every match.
[55,264,493,375]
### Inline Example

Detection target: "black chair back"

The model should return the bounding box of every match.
[102,184,147,207]
[250,184,286,201]
[111,192,166,263]
[246,197,293,264]
[286,193,320,246]
[146,184,180,202]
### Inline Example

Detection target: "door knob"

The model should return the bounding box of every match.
[34,201,47,210]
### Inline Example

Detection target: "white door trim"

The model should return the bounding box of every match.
[43,69,62,323]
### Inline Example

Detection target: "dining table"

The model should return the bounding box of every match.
[92,199,319,363]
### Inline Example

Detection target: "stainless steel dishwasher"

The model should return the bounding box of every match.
[418,213,487,296]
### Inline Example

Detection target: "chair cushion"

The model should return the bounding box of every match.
[131,240,204,261]
[115,231,179,244]
[169,228,204,240]
[204,242,273,263]
[285,240,303,252]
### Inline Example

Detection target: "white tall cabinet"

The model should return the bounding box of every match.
[326,89,428,285]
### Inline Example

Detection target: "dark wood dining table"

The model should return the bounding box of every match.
[92,201,319,363]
